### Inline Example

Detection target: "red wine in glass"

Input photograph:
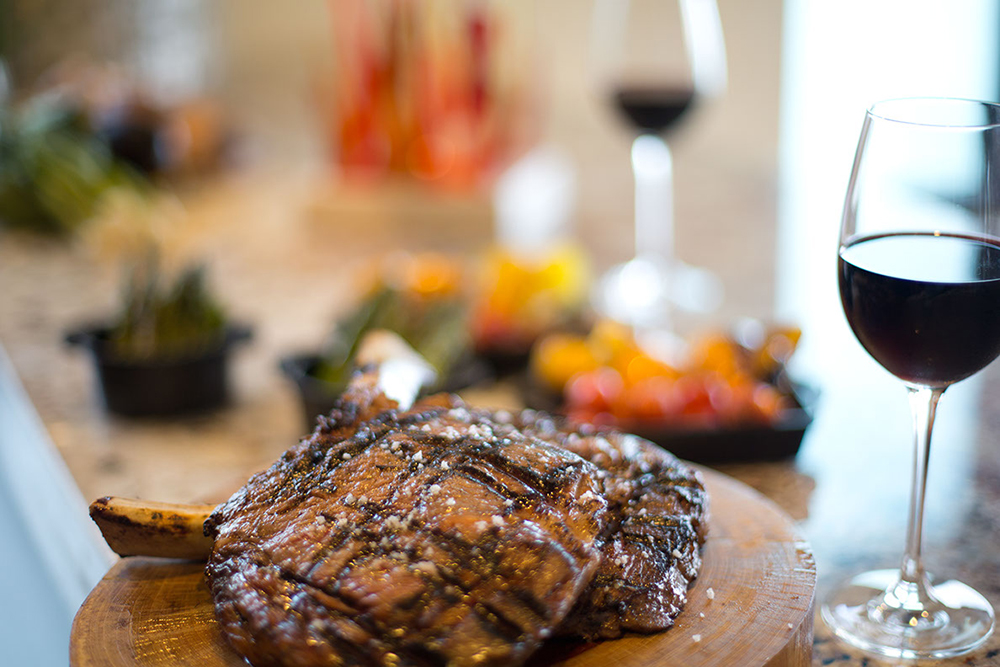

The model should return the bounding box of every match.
[839,232,1000,387]
[612,85,696,135]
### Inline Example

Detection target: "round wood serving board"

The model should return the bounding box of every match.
[70,468,816,667]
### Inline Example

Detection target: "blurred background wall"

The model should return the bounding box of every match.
[2,0,785,321]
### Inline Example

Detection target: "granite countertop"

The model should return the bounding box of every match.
[2,172,999,667]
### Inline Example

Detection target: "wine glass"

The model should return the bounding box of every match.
[589,0,727,330]
[822,97,999,659]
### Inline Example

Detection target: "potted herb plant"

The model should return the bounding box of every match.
[66,190,251,417]
[67,253,250,416]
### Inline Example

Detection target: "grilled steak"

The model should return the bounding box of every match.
[205,389,609,667]
[205,380,706,666]
[514,412,707,639]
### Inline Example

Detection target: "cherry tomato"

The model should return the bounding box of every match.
[673,375,717,427]
[565,368,624,412]
[616,376,679,424]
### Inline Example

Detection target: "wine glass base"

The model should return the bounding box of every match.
[592,257,723,328]
[821,569,995,660]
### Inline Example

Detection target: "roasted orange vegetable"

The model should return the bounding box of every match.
[533,319,801,430]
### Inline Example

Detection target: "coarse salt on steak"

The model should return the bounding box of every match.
[205,391,609,667]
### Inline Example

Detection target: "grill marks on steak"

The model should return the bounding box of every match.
[205,395,609,667]
[206,384,708,666]
[515,413,708,640]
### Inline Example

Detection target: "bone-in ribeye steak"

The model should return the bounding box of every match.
[205,384,706,667]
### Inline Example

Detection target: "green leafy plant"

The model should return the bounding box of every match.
[108,252,227,361]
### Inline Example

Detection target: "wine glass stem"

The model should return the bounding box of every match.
[631,133,674,266]
[897,386,944,601]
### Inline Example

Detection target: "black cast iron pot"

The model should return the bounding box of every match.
[65,325,252,417]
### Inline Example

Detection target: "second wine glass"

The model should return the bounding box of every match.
[589,0,727,330]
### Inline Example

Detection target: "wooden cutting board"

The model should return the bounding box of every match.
[70,468,816,667]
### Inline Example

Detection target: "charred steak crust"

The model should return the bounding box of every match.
[513,412,708,640]
[205,395,609,667]
[205,396,707,666]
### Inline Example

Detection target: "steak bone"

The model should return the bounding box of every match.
[89,496,215,559]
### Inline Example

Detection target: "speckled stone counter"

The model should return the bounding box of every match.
[2,172,1000,667]
[716,366,1000,667]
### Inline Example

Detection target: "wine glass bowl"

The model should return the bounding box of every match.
[839,231,1000,388]
[823,97,1000,659]
[612,87,696,136]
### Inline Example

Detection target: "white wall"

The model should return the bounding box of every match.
[777,0,1000,382]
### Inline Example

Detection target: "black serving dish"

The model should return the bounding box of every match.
[627,389,815,464]
[520,376,816,464]
[278,354,348,432]
[280,352,491,432]
[475,345,532,379]
[66,325,252,417]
